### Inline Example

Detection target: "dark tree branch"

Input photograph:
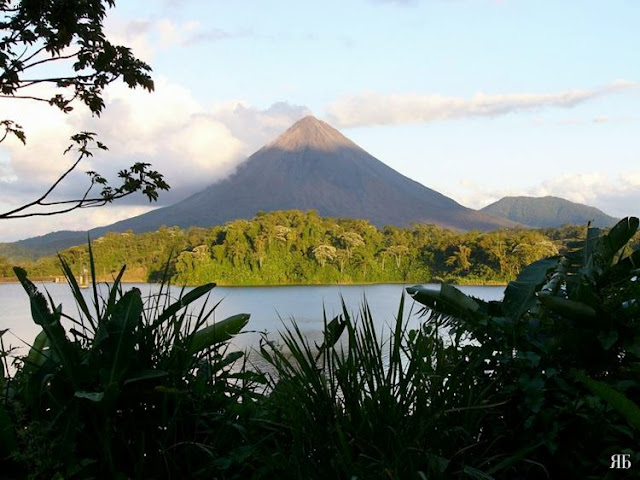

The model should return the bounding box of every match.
[0,133,169,220]
[21,50,81,71]
[0,1,167,221]
[0,94,52,103]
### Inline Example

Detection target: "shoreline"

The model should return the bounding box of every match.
[0,277,508,288]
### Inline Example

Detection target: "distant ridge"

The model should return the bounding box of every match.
[481,195,618,228]
[4,115,517,255]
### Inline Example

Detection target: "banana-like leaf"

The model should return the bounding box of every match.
[537,295,597,322]
[211,351,244,373]
[601,249,640,284]
[584,216,640,280]
[24,329,50,368]
[582,225,601,270]
[187,313,249,356]
[600,217,639,265]
[503,257,559,320]
[151,282,217,328]
[74,391,105,402]
[406,283,482,320]
[13,267,79,386]
[315,314,347,354]
[575,372,640,430]
[105,289,144,384]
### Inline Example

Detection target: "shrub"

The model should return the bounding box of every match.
[1,249,258,479]
[407,217,640,478]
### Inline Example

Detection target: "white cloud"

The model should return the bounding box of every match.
[210,101,312,147]
[104,16,250,62]
[105,18,157,62]
[0,78,310,241]
[326,81,639,127]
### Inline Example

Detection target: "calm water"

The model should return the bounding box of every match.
[0,282,505,356]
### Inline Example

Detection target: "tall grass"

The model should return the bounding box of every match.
[258,295,504,479]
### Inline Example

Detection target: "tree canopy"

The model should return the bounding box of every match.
[8,210,595,286]
[0,0,169,219]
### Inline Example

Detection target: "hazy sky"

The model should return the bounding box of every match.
[1,0,639,241]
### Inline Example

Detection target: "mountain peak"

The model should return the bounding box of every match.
[268,115,358,152]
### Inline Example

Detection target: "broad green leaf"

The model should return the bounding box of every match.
[211,351,244,373]
[600,217,639,265]
[187,313,249,356]
[406,283,482,320]
[503,257,559,320]
[597,330,618,350]
[537,295,596,322]
[106,289,144,384]
[315,314,346,354]
[74,391,105,402]
[575,372,640,430]
[602,249,640,284]
[151,282,217,328]
[24,329,50,368]
[13,267,79,386]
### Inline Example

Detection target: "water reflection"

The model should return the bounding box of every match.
[1,282,505,358]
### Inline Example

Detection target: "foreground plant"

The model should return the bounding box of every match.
[1,248,256,479]
[408,217,640,478]
[258,296,508,479]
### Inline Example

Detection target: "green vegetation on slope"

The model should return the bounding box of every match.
[7,210,586,285]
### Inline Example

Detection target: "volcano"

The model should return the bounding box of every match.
[8,116,518,255]
[88,115,515,234]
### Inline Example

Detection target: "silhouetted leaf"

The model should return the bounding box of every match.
[187,314,249,356]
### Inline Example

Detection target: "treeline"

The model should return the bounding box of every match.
[7,210,632,285]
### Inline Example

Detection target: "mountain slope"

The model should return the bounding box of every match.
[1,230,87,261]
[92,116,515,234]
[481,195,618,228]
[4,116,518,255]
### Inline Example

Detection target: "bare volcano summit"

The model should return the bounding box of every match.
[91,115,515,235]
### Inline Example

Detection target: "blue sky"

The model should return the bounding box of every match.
[1,0,639,241]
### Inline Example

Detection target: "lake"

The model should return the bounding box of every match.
[0,282,505,357]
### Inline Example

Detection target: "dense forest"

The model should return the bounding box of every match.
[3,209,629,286]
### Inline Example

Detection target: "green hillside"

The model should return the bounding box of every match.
[481,195,618,228]
[3,210,600,286]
